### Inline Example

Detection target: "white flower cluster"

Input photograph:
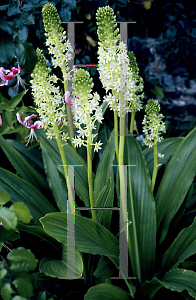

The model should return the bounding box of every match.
[72,92,103,152]
[31,49,68,141]
[142,100,166,147]
[42,3,73,70]
[72,69,103,152]
[96,6,144,117]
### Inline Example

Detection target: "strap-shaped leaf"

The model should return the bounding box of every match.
[156,127,196,244]
[143,137,183,175]
[0,168,56,224]
[40,212,119,266]
[84,283,133,300]
[161,217,196,275]
[94,131,115,229]
[0,136,48,192]
[36,129,92,207]
[126,136,156,283]
[42,150,67,212]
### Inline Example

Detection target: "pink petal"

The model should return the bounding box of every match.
[24,114,37,127]
[11,67,20,75]
[32,121,42,129]
[0,80,9,86]
[0,114,2,127]
[63,91,72,106]
[16,112,29,128]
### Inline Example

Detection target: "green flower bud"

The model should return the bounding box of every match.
[145,99,160,115]
[74,69,94,95]
[96,5,120,47]
[128,51,140,76]
[41,3,73,70]
[42,3,62,34]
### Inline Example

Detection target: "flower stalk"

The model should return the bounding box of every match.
[73,68,103,221]
[142,99,166,192]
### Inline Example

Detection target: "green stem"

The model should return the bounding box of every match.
[118,91,127,229]
[114,110,119,165]
[61,64,75,149]
[151,142,158,192]
[130,105,135,135]
[53,123,74,213]
[87,115,96,222]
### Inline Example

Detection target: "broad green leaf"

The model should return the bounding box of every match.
[0,168,56,224]
[36,129,92,207]
[151,85,164,98]
[156,127,196,244]
[84,283,133,300]
[13,277,33,299]
[9,91,26,108]
[11,296,27,300]
[42,150,67,212]
[39,244,83,279]
[40,212,119,266]
[94,131,115,228]
[126,136,156,283]
[93,256,116,279]
[7,139,48,188]
[0,283,13,300]
[161,268,196,298]
[0,269,7,281]
[4,111,13,127]
[0,102,13,111]
[7,247,38,271]
[143,137,183,175]
[16,223,60,251]
[161,217,196,274]
[0,207,17,230]
[10,202,33,223]
[0,136,48,193]
[0,226,20,243]
[0,189,11,204]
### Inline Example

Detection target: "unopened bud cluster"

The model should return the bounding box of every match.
[142,99,166,147]
[42,3,73,74]
[72,69,103,152]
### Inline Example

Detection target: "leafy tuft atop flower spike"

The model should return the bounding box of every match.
[142,99,166,148]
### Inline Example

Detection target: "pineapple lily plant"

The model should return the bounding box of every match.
[0,3,196,300]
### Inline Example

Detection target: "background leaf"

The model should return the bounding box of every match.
[156,127,196,244]
[7,247,38,271]
[0,168,56,224]
[126,136,156,283]
[84,283,133,300]
[39,244,83,279]
[10,201,33,224]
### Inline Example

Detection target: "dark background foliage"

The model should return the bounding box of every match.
[0,0,195,137]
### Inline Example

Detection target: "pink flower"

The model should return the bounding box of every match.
[16,113,42,145]
[0,58,27,90]
[0,114,2,127]
[63,91,72,107]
